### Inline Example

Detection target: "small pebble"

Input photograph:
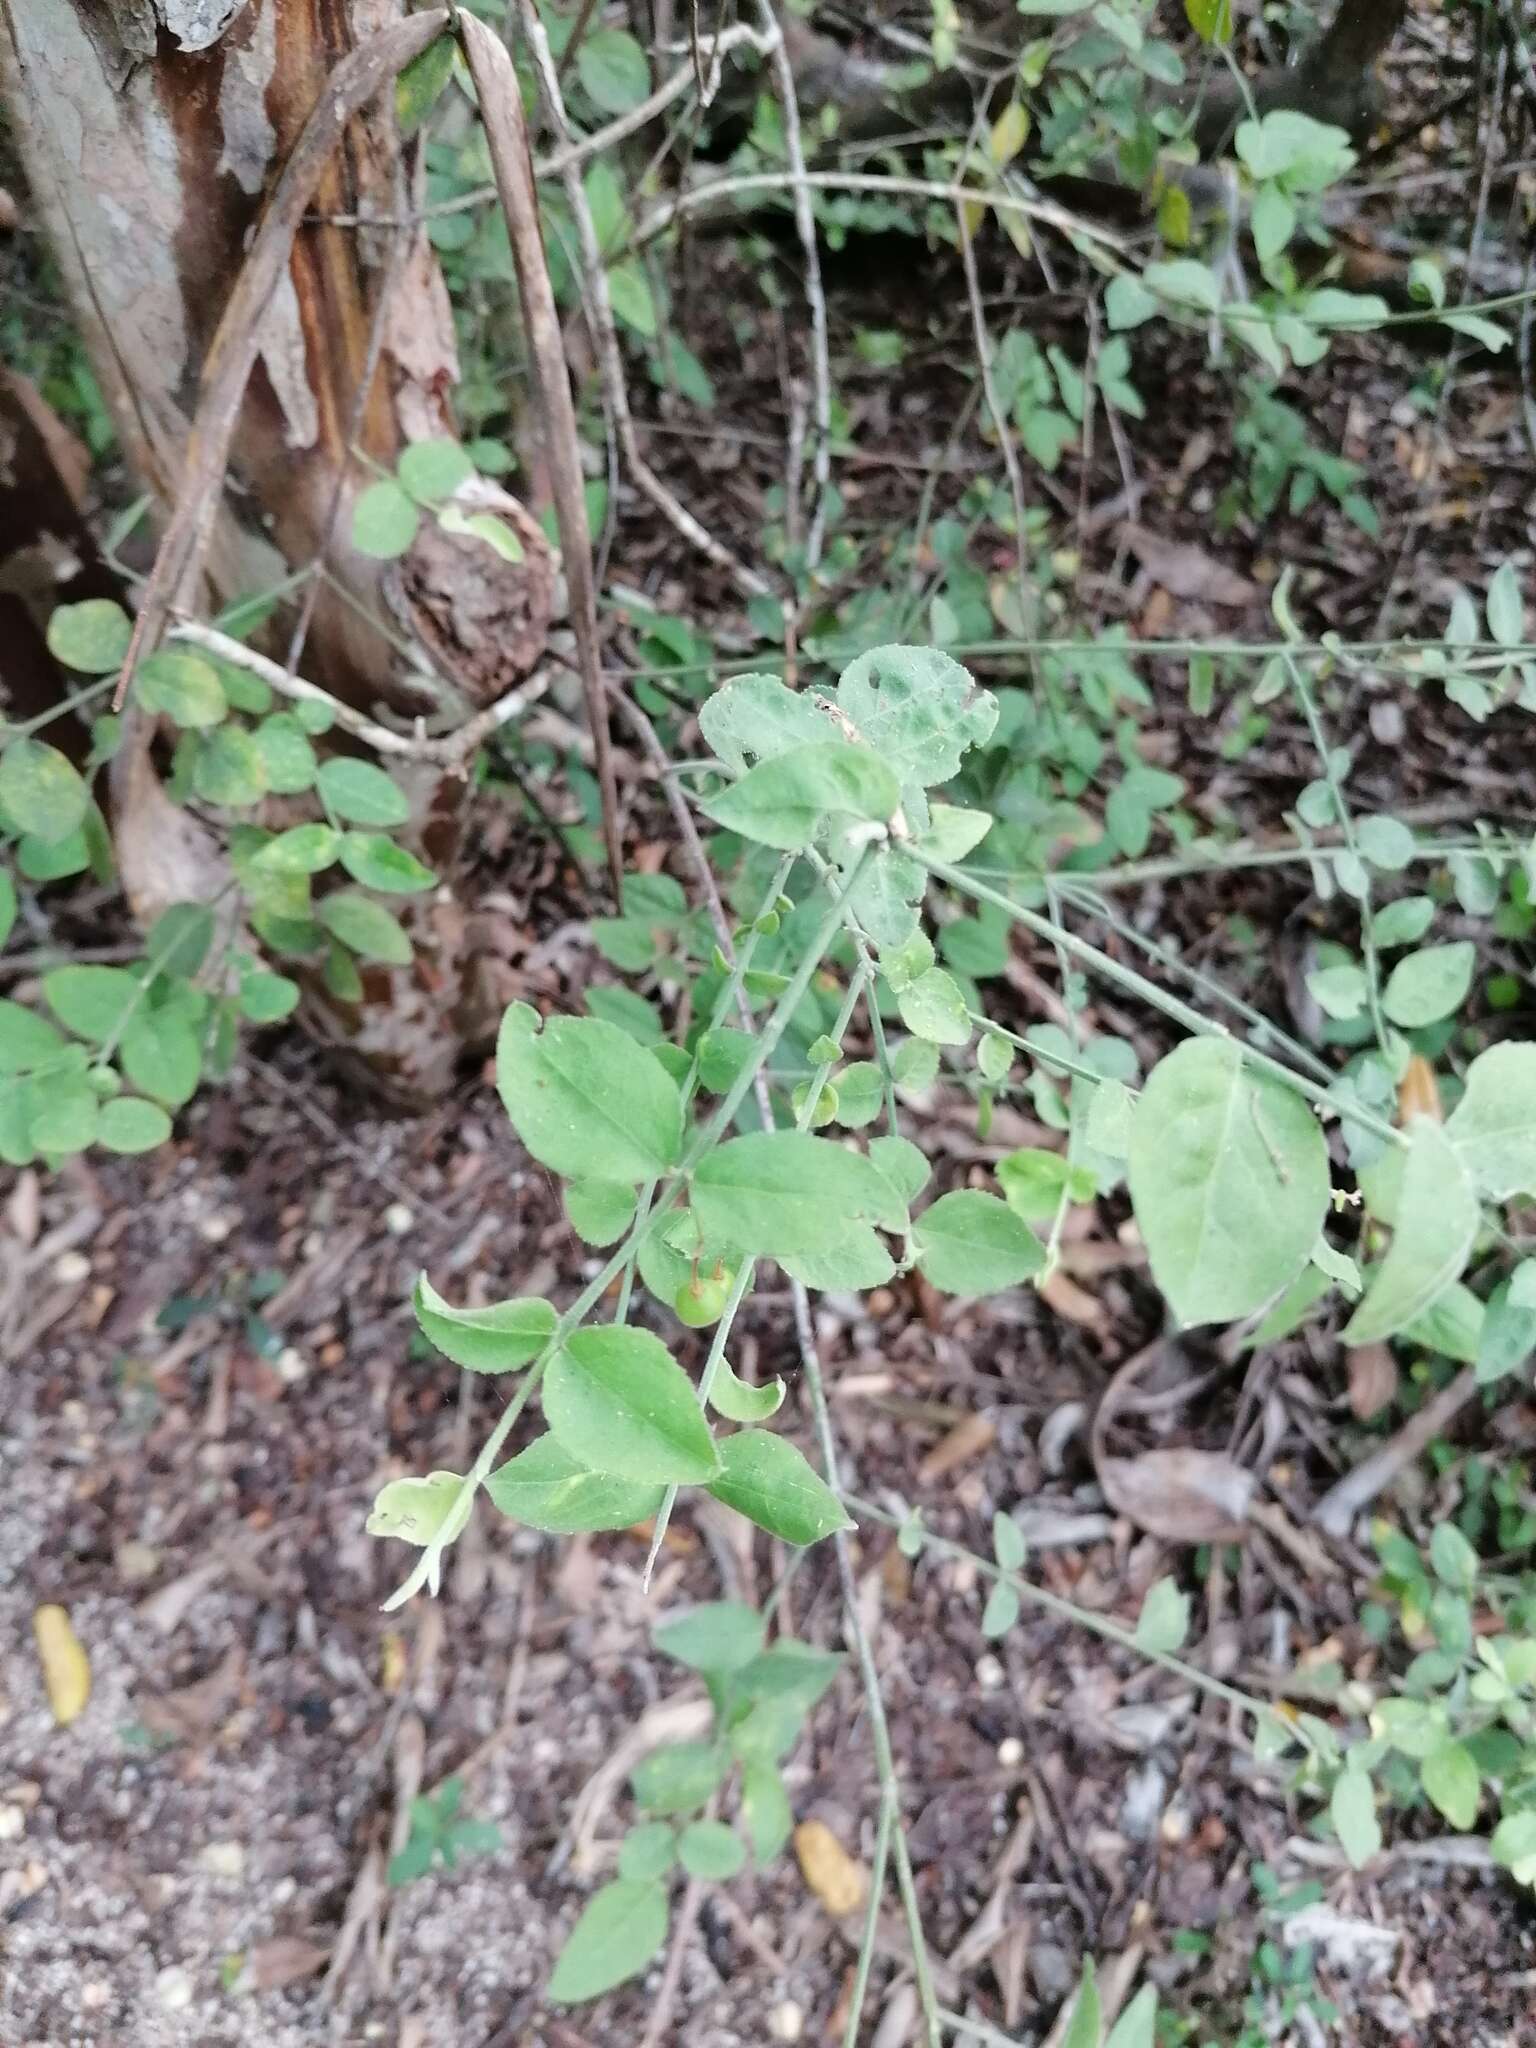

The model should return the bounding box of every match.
[53,1251,91,1285]
[0,1806,24,1842]
[383,1203,414,1236]
[199,1214,232,1244]
[769,2001,804,2042]
[975,1654,1005,1691]
[198,1841,244,1879]
[997,1737,1024,1768]
[155,1966,193,2012]
[81,1984,110,2012]
[115,1541,160,1585]
[277,1348,308,1385]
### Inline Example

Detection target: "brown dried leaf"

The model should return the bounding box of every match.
[1397,1054,1442,1126]
[1096,1448,1254,1543]
[1039,1267,1109,1334]
[245,1937,329,1992]
[917,1412,997,1484]
[794,1819,869,1919]
[137,1644,244,1742]
[1347,1343,1398,1422]
[1123,524,1262,606]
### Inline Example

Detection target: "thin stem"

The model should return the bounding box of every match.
[842,1785,897,2048]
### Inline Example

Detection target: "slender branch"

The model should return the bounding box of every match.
[167,619,548,763]
[458,12,625,898]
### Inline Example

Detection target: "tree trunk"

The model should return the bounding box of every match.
[0,0,552,1103]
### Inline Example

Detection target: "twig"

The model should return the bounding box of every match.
[756,0,833,570]
[168,618,548,763]
[631,169,1124,255]
[458,11,626,898]
[956,200,1030,607]
[511,0,774,601]
[1311,1366,1481,1538]
[638,1875,706,2048]
[111,9,452,710]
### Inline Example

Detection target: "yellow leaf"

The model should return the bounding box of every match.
[989,101,1030,167]
[1157,183,1192,248]
[1000,210,1033,262]
[961,198,986,240]
[794,1818,869,1917]
[34,1605,90,1725]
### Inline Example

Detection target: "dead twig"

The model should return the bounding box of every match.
[638,1875,707,2048]
[457,11,624,897]
[1311,1366,1480,1538]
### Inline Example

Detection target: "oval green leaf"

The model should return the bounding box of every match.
[914,1189,1045,1294]
[706,1430,851,1545]
[496,1003,683,1182]
[700,741,899,851]
[0,740,89,845]
[544,1325,719,1484]
[1344,1117,1478,1345]
[413,1273,557,1372]
[485,1434,664,1533]
[692,1130,905,1257]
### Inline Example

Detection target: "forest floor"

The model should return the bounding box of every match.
[5,5,1536,2044]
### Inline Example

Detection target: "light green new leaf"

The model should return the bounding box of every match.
[678,1820,746,1880]
[0,999,65,1073]
[255,824,342,876]
[136,649,227,729]
[708,1360,785,1423]
[97,1095,172,1154]
[1330,1768,1381,1868]
[1134,1577,1190,1655]
[1127,1038,1330,1326]
[120,1009,200,1106]
[1421,1741,1480,1830]
[1104,1986,1159,2048]
[700,741,898,850]
[398,437,475,502]
[655,1601,765,1673]
[1487,561,1525,650]
[46,598,132,674]
[896,965,972,1045]
[834,645,998,790]
[496,1003,683,1182]
[339,833,435,894]
[707,1430,851,1544]
[692,1131,905,1256]
[741,1757,794,1863]
[366,1469,471,1549]
[913,802,993,861]
[618,1822,678,1882]
[413,1273,556,1372]
[547,1879,668,2003]
[316,758,412,828]
[1061,1961,1101,2048]
[318,891,413,964]
[43,964,140,1043]
[1446,1044,1536,1201]
[544,1325,719,1484]
[1478,1272,1536,1386]
[981,1581,1019,1637]
[485,1434,663,1533]
[914,1189,1045,1294]
[1382,942,1474,1029]
[1344,1118,1478,1345]
[352,478,420,559]
[0,740,89,845]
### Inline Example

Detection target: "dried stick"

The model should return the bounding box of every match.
[458,11,625,897]
[112,10,451,710]
[168,618,547,763]
[512,0,774,601]
[1311,1366,1480,1538]
[956,201,1031,601]
[755,0,833,569]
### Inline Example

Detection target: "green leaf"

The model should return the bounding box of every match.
[1250,184,1295,264]
[1492,1809,1536,1870]
[1307,961,1367,1021]
[577,26,651,113]
[43,964,140,1042]
[1442,310,1509,351]
[547,1879,668,2003]
[251,714,316,795]
[618,1822,678,1881]
[706,1430,851,1544]
[1330,1768,1381,1868]
[238,972,299,1023]
[1445,1044,1536,1200]
[1128,1039,1330,1327]
[255,824,342,875]
[120,1009,200,1106]
[1381,942,1474,1028]
[1184,0,1230,39]
[0,870,14,950]
[913,802,993,862]
[1357,814,1414,871]
[896,965,972,1046]
[1370,896,1434,949]
[398,438,475,502]
[366,1468,472,1549]
[486,1434,664,1533]
[0,999,65,1073]
[981,1581,1019,1638]
[436,505,525,563]
[1429,1520,1478,1590]
[352,479,421,559]
[1144,258,1221,312]
[545,1325,719,1484]
[46,598,132,673]
[318,891,412,965]
[632,1741,724,1814]
[1344,1119,1478,1345]
[698,674,832,774]
[869,1132,930,1202]
[741,1758,794,1863]
[1487,562,1525,650]
[834,645,998,791]
[0,740,89,844]
[1134,1577,1190,1655]
[193,726,267,808]
[339,833,435,893]
[1104,1987,1159,2048]
[699,742,898,851]
[96,1094,172,1153]
[607,261,657,339]
[781,1222,895,1293]
[654,1602,765,1673]
[30,1080,98,1153]
[914,1189,1045,1294]
[1105,275,1158,329]
[1061,1961,1101,2048]
[495,1003,683,1182]
[316,758,412,828]
[708,1360,786,1424]
[1478,1273,1536,1386]
[147,902,214,979]
[993,1512,1026,1572]
[692,1131,905,1257]
[413,1274,556,1372]
[136,649,227,729]
[678,1820,746,1880]
[395,31,456,134]
[565,1179,639,1246]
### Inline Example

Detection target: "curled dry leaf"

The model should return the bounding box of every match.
[1092,1345,1254,1543]
[33,1605,90,1725]
[794,1818,869,1919]
[1039,1266,1109,1335]
[1347,1342,1399,1422]
[244,1936,330,1992]
[1397,1053,1442,1126]
[916,1411,997,1484]
[137,1644,245,1742]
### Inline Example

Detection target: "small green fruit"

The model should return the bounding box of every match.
[675,1269,731,1327]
